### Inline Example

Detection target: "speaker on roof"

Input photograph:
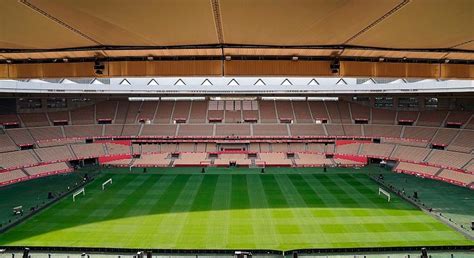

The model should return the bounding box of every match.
[330,60,340,74]
[94,61,105,75]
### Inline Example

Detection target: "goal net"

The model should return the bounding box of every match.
[102,178,113,190]
[378,187,391,202]
[72,188,85,202]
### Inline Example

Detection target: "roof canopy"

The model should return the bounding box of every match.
[0,0,472,78]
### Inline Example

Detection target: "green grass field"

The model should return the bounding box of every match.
[0,168,472,250]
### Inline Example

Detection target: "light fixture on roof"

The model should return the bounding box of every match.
[291,56,298,61]
[444,59,450,63]
[225,56,231,61]
[147,56,154,61]
[62,58,69,62]
[6,59,12,64]
[402,57,407,61]
[378,57,385,62]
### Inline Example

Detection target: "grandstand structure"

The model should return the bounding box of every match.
[0,96,473,189]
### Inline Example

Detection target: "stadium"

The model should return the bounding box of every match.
[0,0,473,257]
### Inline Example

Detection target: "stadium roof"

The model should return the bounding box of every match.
[0,0,473,79]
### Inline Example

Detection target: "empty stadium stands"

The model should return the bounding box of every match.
[2,99,474,189]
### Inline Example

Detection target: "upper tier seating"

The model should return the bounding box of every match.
[416,111,448,127]
[35,145,75,162]
[96,101,118,121]
[47,111,69,123]
[371,108,396,124]
[64,125,103,138]
[172,101,191,121]
[402,126,438,140]
[19,113,49,127]
[259,101,278,123]
[390,145,430,163]
[124,102,141,124]
[448,130,474,153]
[6,128,35,146]
[350,103,370,121]
[275,101,294,120]
[308,101,329,121]
[71,105,95,125]
[189,101,208,123]
[114,101,128,124]
[208,100,224,120]
[29,127,64,142]
[325,102,345,123]
[137,101,158,122]
[70,143,105,159]
[0,134,18,153]
[154,101,174,124]
[359,143,394,158]
[398,111,419,123]
[445,111,472,126]
[0,114,20,125]
[242,100,259,121]
[430,128,458,146]
[292,101,312,123]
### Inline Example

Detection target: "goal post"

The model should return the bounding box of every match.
[102,178,113,190]
[378,187,391,202]
[72,188,85,202]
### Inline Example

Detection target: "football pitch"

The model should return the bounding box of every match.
[0,168,471,250]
